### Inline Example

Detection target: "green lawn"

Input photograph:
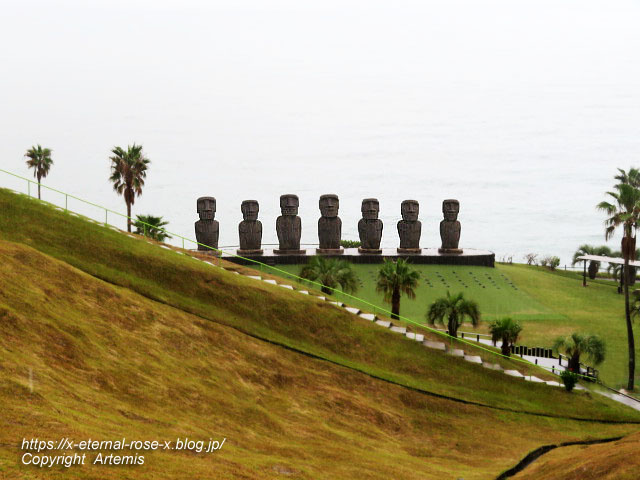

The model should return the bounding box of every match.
[276,261,637,389]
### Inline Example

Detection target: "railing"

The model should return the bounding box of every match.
[0,168,624,388]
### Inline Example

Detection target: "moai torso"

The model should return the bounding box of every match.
[276,194,302,251]
[358,198,383,250]
[195,196,219,251]
[238,200,262,251]
[439,199,461,251]
[397,200,421,250]
[318,194,342,250]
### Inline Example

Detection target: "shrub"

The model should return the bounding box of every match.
[524,253,538,265]
[560,370,579,392]
[540,255,561,270]
[340,239,361,248]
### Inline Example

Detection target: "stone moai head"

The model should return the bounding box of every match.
[361,198,380,220]
[319,194,339,218]
[442,199,460,222]
[197,196,216,221]
[280,194,299,216]
[241,200,259,221]
[401,200,419,222]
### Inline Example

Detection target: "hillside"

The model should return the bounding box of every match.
[510,432,640,480]
[1,188,639,479]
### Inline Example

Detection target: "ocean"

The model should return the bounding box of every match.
[1,0,639,265]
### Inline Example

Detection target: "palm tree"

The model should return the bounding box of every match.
[300,256,358,296]
[375,258,420,319]
[553,333,606,373]
[426,291,480,338]
[488,317,522,357]
[615,167,640,187]
[572,244,612,279]
[597,168,640,389]
[24,144,53,200]
[109,144,150,232]
[134,214,171,242]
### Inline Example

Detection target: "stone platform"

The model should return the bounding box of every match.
[222,247,494,267]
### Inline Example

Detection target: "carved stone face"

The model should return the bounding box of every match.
[280,194,299,216]
[442,199,460,221]
[361,198,380,220]
[401,200,419,222]
[319,194,339,218]
[241,200,259,221]
[197,196,216,221]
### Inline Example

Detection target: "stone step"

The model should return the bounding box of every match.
[423,340,446,351]
[279,284,294,290]
[482,363,503,371]
[298,290,309,295]
[247,275,261,280]
[328,301,343,306]
[524,376,545,383]
[263,279,278,285]
[390,326,407,334]
[344,307,360,315]
[464,355,482,364]
[546,381,562,387]
[406,332,424,342]
[374,320,392,328]
[447,349,465,357]
[504,370,524,378]
[359,313,376,321]
[315,296,326,301]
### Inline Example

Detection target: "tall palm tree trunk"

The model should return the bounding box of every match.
[126,201,132,232]
[37,173,41,200]
[624,257,636,390]
[391,286,400,320]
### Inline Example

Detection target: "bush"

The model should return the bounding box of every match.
[340,239,361,248]
[560,370,579,392]
[540,255,561,270]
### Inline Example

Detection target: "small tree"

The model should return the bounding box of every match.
[553,333,606,373]
[375,258,420,319]
[560,370,579,392]
[524,253,538,265]
[426,291,480,338]
[24,144,53,200]
[572,244,612,279]
[488,317,522,357]
[541,255,560,270]
[134,215,171,242]
[109,144,150,232]
[300,256,358,296]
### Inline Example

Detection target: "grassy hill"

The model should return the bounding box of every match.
[1,188,639,479]
[277,261,634,388]
[510,432,640,480]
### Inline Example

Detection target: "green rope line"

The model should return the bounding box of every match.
[0,168,609,384]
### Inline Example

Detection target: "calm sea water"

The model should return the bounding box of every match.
[1,0,639,265]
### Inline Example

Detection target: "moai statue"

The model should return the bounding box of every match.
[358,198,383,254]
[195,196,219,253]
[237,200,263,255]
[275,194,304,254]
[439,199,462,254]
[317,194,343,254]
[397,199,422,253]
